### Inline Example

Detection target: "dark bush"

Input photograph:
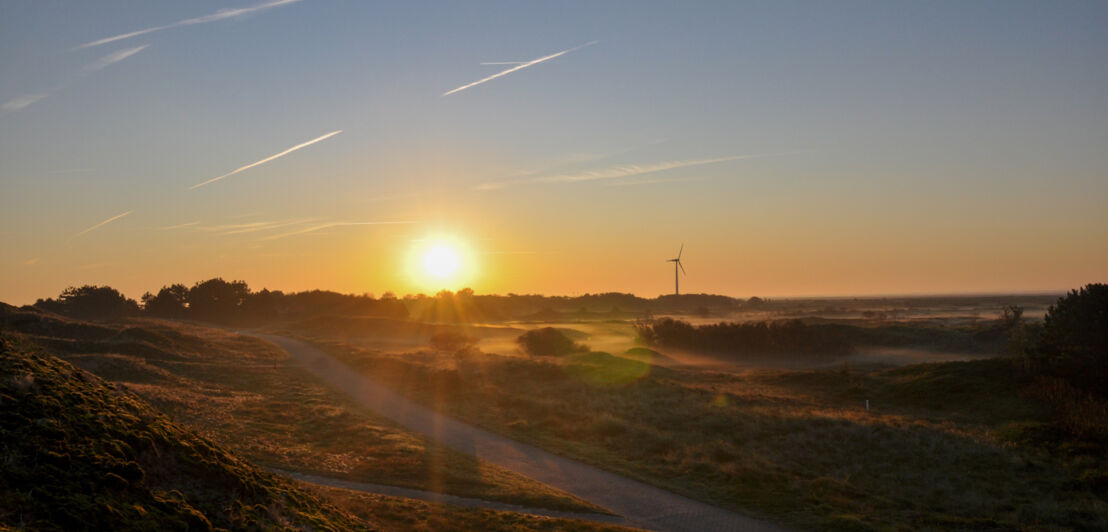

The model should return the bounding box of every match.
[429,331,474,352]
[635,317,853,357]
[516,327,588,357]
[1027,283,1108,396]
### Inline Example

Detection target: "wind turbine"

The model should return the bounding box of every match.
[667,244,686,295]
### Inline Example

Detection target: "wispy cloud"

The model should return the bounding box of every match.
[261,221,417,241]
[24,257,41,266]
[606,176,706,187]
[159,221,201,230]
[442,41,598,97]
[189,130,343,189]
[2,93,48,111]
[476,155,758,190]
[73,0,303,50]
[73,210,133,238]
[85,44,149,72]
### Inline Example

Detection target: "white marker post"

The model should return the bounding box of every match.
[866,400,870,411]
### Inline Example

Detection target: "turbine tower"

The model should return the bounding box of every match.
[667,244,686,295]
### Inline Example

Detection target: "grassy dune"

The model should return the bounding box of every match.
[0,334,368,531]
[314,340,1108,530]
[0,306,599,514]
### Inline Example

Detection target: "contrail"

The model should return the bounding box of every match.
[442,40,598,97]
[85,44,149,72]
[3,46,148,113]
[73,210,132,238]
[73,0,303,50]
[190,130,342,189]
[2,93,48,111]
[477,155,758,190]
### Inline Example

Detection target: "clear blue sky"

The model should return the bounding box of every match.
[1,1,1106,304]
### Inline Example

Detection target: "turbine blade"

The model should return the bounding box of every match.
[677,243,683,260]
[679,261,686,275]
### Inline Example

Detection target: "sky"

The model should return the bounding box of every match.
[1,0,1106,305]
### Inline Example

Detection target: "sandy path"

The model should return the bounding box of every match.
[260,335,783,532]
[276,468,628,525]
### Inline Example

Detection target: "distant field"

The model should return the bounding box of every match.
[306,336,1107,530]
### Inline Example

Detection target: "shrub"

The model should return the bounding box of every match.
[429,331,474,352]
[634,317,853,357]
[1026,283,1108,396]
[516,328,588,357]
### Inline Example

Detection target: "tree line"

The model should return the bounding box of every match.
[34,279,407,325]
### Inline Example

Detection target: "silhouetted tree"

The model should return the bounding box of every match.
[242,288,279,322]
[187,278,249,323]
[35,285,140,319]
[141,284,189,318]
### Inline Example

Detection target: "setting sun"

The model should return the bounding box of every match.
[406,236,477,290]
[424,245,460,279]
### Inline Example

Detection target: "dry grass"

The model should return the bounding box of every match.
[316,341,1108,531]
[307,484,638,532]
[3,310,599,514]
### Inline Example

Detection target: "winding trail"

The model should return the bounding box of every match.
[260,335,783,532]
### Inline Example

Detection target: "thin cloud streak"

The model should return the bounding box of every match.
[4,45,147,114]
[477,155,758,190]
[73,210,132,238]
[607,176,706,187]
[159,221,200,230]
[189,130,342,189]
[73,0,303,50]
[261,221,417,241]
[85,44,149,72]
[442,40,598,96]
[2,93,48,111]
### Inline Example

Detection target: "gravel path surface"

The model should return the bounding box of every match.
[260,335,783,532]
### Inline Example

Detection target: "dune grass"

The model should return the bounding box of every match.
[306,484,638,532]
[0,308,600,514]
[314,339,1108,530]
[0,334,368,531]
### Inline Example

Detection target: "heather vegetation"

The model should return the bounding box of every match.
[305,292,1108,530]
[634,316,1017,359]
